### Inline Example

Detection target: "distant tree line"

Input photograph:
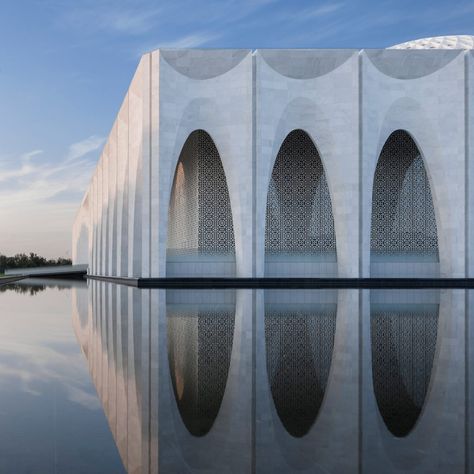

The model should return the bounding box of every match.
[0,253,72,273]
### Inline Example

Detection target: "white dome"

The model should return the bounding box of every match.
[390,35,474,50]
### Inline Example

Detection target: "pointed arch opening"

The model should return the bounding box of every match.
[265,129,337,277]
[370,130,439,277]
[167,130,236,277]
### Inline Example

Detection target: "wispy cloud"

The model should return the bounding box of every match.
[285,6,411,47]
[0,136,104,201]
[293,2,345,20]
[0,151,43,183]
[103,8,161,34]
[0,135,104,256]
[141,32,219,54]
[59,3,161,35]
[66,135,106,162]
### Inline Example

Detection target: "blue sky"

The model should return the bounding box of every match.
[1,0,473,258]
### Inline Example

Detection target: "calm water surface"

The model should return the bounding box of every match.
[0,279,470,473]
[0,279,125,473]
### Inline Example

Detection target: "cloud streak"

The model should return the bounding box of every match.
[59,3,162,35]
[0,135,104,256]
[66,135,106,162]
[292,2,345,21]
[0,135,104,202]
[142,32,219,54]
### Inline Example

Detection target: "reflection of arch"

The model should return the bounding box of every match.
[371,130,439,276]
[265,129,336,276]
[371,302,439,437]
[265,303,337,437]
[167,299,235,437]
[167,130,236,276]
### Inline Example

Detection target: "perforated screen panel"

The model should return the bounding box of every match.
[167,130,236,256]
[371,130,438,256]
[265,130,336,254]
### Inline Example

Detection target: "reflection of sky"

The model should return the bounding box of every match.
[0,284,125,473]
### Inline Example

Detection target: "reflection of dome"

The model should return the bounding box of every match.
[390,35,474,50]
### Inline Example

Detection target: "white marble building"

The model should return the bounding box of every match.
[72,36,474,279]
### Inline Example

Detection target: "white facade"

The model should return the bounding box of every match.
[72,39,474,279]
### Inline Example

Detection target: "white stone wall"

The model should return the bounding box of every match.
[361,49,466,278]
[255,50,360,278]
[72,49,472,279]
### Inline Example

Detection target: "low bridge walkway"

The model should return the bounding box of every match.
[4,264,88,279]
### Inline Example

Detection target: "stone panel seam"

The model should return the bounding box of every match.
[466,50,470,278]
[358,50,363,474]
[149,52,153,278]
[465,50,470,474]
[358,51,363,279]
[252,53,257,279]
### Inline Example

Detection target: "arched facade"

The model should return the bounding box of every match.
[370,130,439,277]
[72,47,468,282]
[264,129,337,277]
[166,130,236,277]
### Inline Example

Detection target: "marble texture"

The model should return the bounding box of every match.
[72,46,473,279]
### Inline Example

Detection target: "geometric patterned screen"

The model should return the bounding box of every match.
[167,305,235,437]
[265,129,336,255]
[167,130,235,257]
[371,303,439,437]
[371,130,439,257]
[265,303,337,437]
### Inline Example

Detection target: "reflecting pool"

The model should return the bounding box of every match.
[0,279,471,473]
[0,279,125,474]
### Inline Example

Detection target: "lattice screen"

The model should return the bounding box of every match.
[371,305,438,437]
[167,308,235,436]
[371,130,438,255]
[167,130,235,255]
[265,130,336,254]
[265,305,337,437]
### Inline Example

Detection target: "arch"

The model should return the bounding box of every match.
[160,49,250,80]
[167,130,236,277]
[259,49,355,79]
[265,301,337,437]
[365,49,461,80]
[371,299,439,437]
[167,293,235,437]
[265,129,336,276]
[370,130,439,277]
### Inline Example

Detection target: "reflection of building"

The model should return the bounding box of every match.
[72,36,474,279]
[71,282,470,473]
